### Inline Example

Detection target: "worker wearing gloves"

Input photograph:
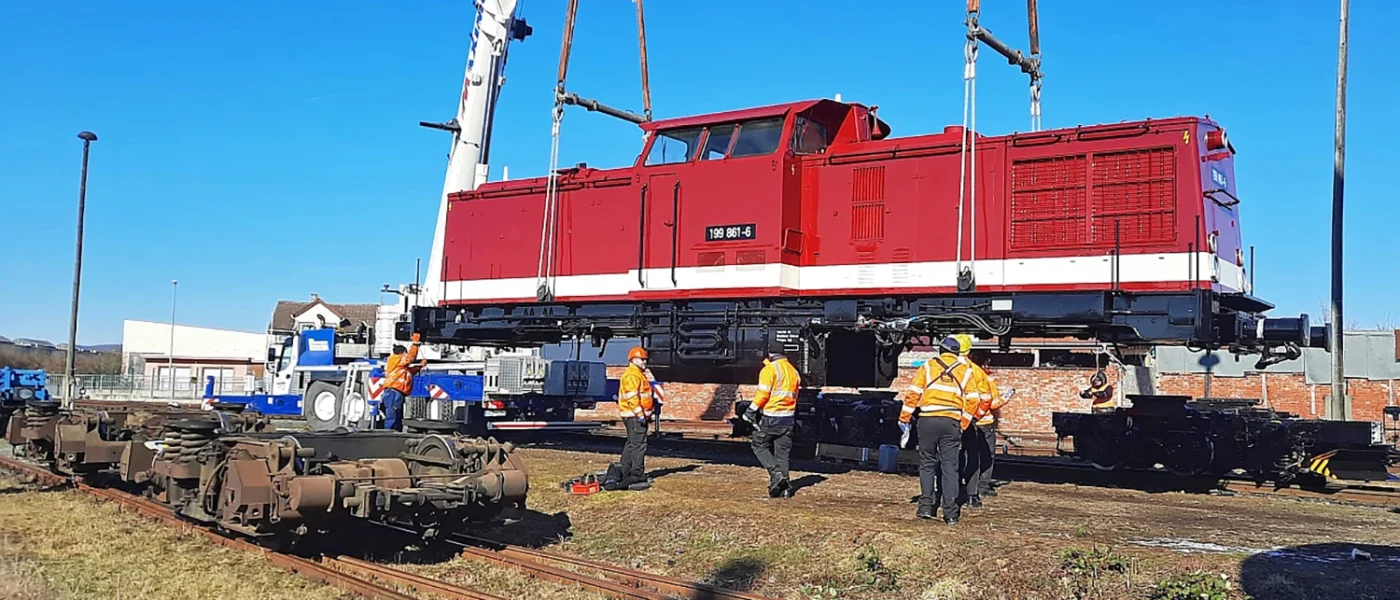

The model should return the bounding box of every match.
[744,342,802,498]
[615,347,655,489]
[1080,370,1115,413]
[382,333,426,432]
[900,336,982,524]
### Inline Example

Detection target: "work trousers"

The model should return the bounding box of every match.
[381,389,405,432]
[979,425,997,494]
[960,424,981,498]
[750,419,794,488]
[620,417,649,485]
[961,424,996,497]
[917,416,963,513]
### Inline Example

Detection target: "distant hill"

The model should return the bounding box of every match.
[1,337,119,353]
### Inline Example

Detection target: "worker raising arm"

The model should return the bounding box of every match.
[382,333,427,432]
[743,341,802,498]
[899,336,982,525]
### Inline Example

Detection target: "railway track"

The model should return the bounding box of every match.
[0,453,777,600]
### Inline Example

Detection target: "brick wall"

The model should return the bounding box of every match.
[578,364,1128,435]
[579,364,1397,435]
[1159,372,1395,422]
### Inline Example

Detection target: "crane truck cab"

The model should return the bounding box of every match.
[207,302,614,435]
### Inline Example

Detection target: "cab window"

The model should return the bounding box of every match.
[729,117,785,158]
[702,124,736,160]
[644,126,704,166]
[792,115,829,154]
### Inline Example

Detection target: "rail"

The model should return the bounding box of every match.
[0,456,420,600]
[0,452,776,600]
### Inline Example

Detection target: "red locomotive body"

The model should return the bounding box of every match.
[441,99,1244,304]
[417,99,1317,386]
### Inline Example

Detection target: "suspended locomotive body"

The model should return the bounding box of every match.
[7,401,529,542]
[414,99,1322,386]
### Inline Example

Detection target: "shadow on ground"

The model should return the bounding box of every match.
[698,556,767,598]
[1240,542,1400,600]
[789,474,827,495]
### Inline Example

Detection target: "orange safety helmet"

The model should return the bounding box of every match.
[628,347,649,362]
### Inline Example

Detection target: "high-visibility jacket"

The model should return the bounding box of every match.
[972,368,1010,427]
[1081,383,1115,409]
[617,364,655,419]
[751,357,801,424]
[384,343,422,394]
[899,352,981,429]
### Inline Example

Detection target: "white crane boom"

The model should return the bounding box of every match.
[421,0,531,309]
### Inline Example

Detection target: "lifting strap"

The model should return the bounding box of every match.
[535,0,579,301]
[955,13,980,288]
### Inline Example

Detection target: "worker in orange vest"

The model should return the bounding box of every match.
[1080,370,1115,413]
[899,336,982,525]
[743,341,802,498]
[383,333,426,431]
[615,346,655,489]
[956,335,1015,505]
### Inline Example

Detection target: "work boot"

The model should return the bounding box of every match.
[769,478,790,498]
[969,495,983,508]
[916,505,936,520]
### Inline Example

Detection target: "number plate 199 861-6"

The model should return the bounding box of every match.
[705,224,756,242]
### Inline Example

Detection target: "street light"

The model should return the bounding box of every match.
[169,279,178,400]
[63,131,98,407]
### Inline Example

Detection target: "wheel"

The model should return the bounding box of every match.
[303,381,342,432]
[1164,436,1214,477]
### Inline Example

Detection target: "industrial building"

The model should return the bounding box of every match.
[120,320,266,394]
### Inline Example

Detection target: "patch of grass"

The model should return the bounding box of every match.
[0,476,344,600]
[920,577,972,600]
[0,534,58,600]
[854,544,900,593]
[1151,571,1233,600]
[1060,545,1132,576]
[1248,573,1305,600]
[1059,545,1135,599]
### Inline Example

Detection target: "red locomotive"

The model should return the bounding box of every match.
[414,99,1322,386]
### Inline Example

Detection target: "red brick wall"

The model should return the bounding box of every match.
[1158,372,1395,422]
[580,365,1397,435]
[578,365,1127,435]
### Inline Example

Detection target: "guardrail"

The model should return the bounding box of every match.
[47,373,269,403]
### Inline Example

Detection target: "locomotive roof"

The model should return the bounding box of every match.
[642,99,842,132]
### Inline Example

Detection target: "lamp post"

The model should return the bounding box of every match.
[169,280,178,399]
[63,131,98,407]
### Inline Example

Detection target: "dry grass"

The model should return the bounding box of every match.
[0,535,59,600]
[472,446,1400,600]
[0,475,348,600]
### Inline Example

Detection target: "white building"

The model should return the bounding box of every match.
[121,320,267,393]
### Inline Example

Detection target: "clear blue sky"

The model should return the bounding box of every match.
[1,0,1394,344]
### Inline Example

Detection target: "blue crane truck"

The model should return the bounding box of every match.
[206,327,615,434]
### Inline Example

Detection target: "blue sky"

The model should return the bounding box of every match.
[1,0,1394,344]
